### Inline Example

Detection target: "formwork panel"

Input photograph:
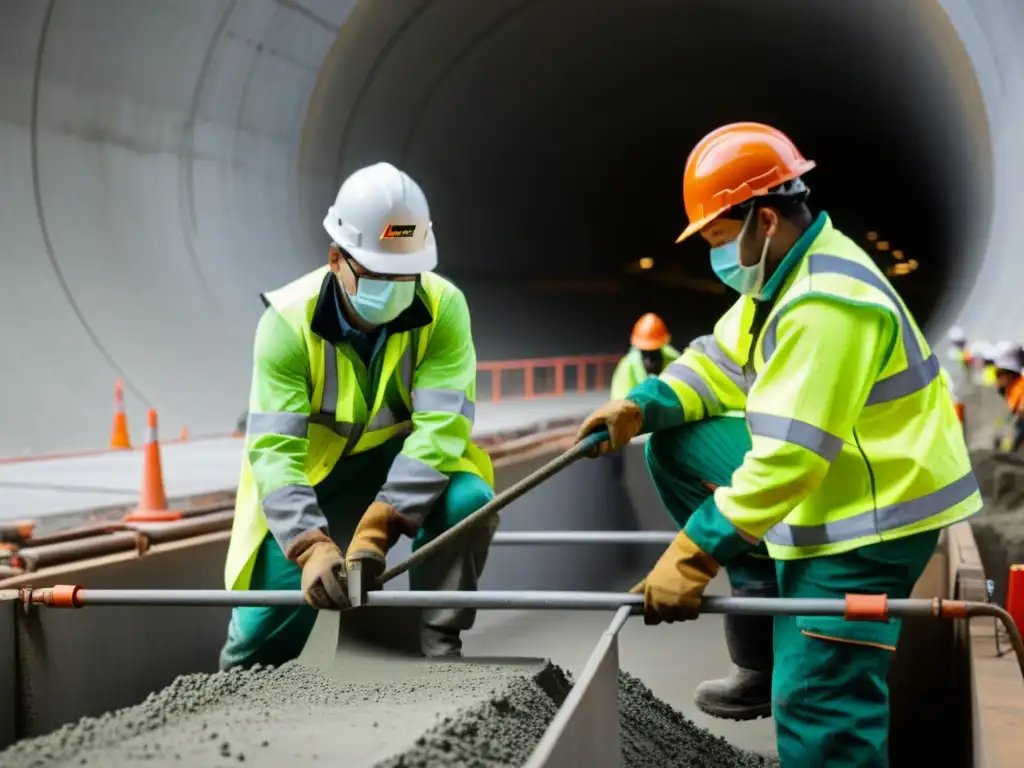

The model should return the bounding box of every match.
[525,608,629,768]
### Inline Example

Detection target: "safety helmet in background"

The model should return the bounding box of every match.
[968,340,990,360]
[323,162,437,275]
[947,326,967,346]
[631,313,671,351]
[676,122,816,244]
[993,345,1023,375]
[993,340,1016,358]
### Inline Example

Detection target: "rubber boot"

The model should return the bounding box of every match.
[694,586,775,720]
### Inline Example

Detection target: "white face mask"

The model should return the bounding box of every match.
[345,276,417,326]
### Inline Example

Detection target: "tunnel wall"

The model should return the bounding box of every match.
[0,0,1019,456]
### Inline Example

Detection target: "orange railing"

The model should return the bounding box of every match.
[476,354,620,402]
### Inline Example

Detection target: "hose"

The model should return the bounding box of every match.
[376,429,608,585]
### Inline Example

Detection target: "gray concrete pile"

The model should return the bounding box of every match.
[0,660,773,767]
[970,448,1024,605]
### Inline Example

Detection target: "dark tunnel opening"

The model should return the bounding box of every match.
[303,0,984,360]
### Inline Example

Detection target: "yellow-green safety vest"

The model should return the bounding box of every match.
[661,219,980,560]
[225,267,494,589]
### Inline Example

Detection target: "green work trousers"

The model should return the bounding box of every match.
[772,529,938,767]
[644,415,941,766]
[219,435,495,670]
[644,416,776,594]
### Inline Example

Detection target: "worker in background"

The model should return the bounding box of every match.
[966,340,989,387]
[220,162,496,669]
[980,342,998,387]
[993,344,1024,453]
[576,122,980,766]
[943,327,972,429]
[610,314,680,400]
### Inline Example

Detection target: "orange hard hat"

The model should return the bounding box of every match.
[675,122,816,243]
[631,313,671,351]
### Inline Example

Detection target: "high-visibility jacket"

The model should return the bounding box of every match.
[1007,376,1024,415]
[658,214,980,560]
[225,266,494,590]
[611,346,680,400]
[983,364,998,388]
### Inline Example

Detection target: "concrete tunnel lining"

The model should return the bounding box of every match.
[0,0,1002,458]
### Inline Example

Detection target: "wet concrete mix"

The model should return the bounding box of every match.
[1,661,776,767]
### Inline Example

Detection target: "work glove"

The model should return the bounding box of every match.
[630,530,720,626]
[575,399,643,455]
[285,529,349,610]
[346,501,418,580]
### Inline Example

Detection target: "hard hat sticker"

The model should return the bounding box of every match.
[380,224,416,239]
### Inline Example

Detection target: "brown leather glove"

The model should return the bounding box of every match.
[286,529,349,609]
[346,501,418,576]
[630,530,719,626]
[575,399,643,455]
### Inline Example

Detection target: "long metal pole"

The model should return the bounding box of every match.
[492,531,676,546]
[39,587,1023,678]
[377,430,608,585]
[31,589,996,618]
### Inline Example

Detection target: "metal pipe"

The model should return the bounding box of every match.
[21,585,1024,682]
[16,531,147,571]
[23,589,997,620]
[367,591,644,611]
[491,531,675,546]
[965,602,1024,680]
[377,429,608,585]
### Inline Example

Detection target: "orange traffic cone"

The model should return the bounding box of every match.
[109,379,131,449]
[178,426,189,441]
[124,409,182,523]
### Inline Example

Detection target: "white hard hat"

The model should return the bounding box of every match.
[969,340,991,360]
[993,345,1023,374]
[323,162,437,275]
[993,340,1016,357]
[947,326,967,345]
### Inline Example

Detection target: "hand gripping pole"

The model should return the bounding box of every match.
[344,429,609,606]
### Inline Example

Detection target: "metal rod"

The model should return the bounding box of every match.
[377,429,608,585]
[492,531,675,546]
[54,590,969,618]
[966,602,1024,680]
[71,589,307,607]
[366,591,645,611]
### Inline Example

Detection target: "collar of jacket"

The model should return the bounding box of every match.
[758,211,830,302]
[309,270,433,345]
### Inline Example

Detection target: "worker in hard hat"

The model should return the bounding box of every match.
[576,122,980,766]
[610,314,680,400]
[993,344,1024,453]
[220,162,496,669]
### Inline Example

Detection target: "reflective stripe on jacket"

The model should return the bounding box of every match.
[663,215,979,560]
[225,267,494,590]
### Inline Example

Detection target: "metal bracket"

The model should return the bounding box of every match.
[346,557,383,608]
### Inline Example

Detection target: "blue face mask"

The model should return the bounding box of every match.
[708,212,771,297]
[347,277,417,326]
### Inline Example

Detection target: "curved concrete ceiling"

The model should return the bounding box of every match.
[0,0,1016,455]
